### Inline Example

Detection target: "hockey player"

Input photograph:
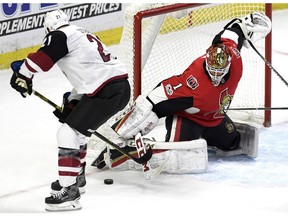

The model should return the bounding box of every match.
[94,12,271,172]
[10,9,130,211]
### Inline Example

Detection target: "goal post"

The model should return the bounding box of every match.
[264,3,272,127]
[119,3,272,127]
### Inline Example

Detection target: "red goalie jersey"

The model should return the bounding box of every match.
[148,33,243,127]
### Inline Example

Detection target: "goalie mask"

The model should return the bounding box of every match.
[43,9,69,34]
[205,44,232,86]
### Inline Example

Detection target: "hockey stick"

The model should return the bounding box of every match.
[33,90,62,111]
[134,132,153,180]
[224,19,286,86]
[248,40,288,87]
[32,89,152,165]
[91,130,152,165]
[228,107,288,111]
[204,106,288,116]
[134,132,170,180]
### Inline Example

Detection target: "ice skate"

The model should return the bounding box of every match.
[45,185,81,211]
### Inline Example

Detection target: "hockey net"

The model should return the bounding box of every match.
[120,3,272,124]
[88,3,272,152]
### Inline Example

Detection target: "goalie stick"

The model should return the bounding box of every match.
[32,89,152,165]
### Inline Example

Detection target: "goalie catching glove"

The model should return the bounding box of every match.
[110,95,159,139]
[225,12,271,48]
[10,60,33,98]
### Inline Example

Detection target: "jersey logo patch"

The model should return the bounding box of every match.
[186,75,199,90]
[165,84,173,95]
[213,88,233,119]
[231,47,241,58]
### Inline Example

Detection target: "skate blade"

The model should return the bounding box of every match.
[45,199,82,211]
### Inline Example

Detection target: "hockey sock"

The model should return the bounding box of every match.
[58,147,81,187]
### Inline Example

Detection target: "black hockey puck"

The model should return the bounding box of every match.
[104,179,113,185]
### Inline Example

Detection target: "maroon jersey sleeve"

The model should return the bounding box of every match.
[24,31,69,73]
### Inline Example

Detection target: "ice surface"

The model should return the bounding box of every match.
[0,9,288,216]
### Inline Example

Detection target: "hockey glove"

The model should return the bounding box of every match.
[10,60,33,98]
[225,12,271,48]
[53,92,79,123]
[241,12,271,47]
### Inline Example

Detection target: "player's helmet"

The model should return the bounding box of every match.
[205,43,232,86]
[43,9,69,34]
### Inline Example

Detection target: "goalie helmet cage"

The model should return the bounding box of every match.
[119,3,272,127]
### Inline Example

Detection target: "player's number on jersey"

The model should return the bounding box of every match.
[86,34,111,62]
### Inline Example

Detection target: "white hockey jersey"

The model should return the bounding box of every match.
[19,25,128,95]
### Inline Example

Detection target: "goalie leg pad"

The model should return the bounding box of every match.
[236,122,258,158]
[209,122,258,158]
[112,95,159,139]
[95,139,208,174]
[151,145,208,174]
